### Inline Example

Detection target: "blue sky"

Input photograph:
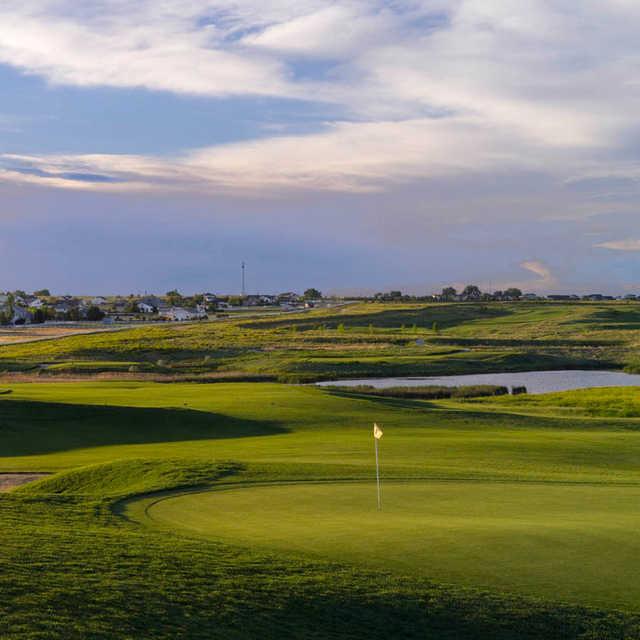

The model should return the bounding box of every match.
[1,1,640,295]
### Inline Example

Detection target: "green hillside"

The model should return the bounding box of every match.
[1,301,638,381]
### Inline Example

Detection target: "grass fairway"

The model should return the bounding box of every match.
[130,480,640,610]
[4,380,640,638]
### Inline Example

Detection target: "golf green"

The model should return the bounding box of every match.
[129,480,640,610]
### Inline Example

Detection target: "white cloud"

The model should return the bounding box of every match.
[1,1,640,198]
[595,239,640,251]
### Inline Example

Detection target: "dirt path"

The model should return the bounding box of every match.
[0,473,49,492]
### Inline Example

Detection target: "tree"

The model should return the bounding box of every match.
[441,287,457,300]
[86,306,105,321]
[31,308,47,324]
[33,289,50,297]
[462,285,482,300]
[6,293,15,319]
[125,301,140,313]
[165,290,183,306]
[504,288,522,300]
[304,288,322,300]
[65,307,81,322]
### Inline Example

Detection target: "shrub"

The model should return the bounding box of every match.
[326,384,509,400]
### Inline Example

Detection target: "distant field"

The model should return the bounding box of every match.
[0,324,121,345]
[1,301,638,381]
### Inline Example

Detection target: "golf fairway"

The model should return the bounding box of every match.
[127,480,640,610]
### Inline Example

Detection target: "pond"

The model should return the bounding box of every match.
[316,370,640,395]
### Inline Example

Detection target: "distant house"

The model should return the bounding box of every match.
[140,296,162,309]
[278,292,302,307]
[29,298,44,309]
[522,293,539,300]
[12,306,31,324]
[138,302,156,314]
[92,296,108,306]
[165,307,199,321]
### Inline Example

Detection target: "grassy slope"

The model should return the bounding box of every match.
[472,386,640,418]
[0,301,637,380]
[6,460,633,640]
[2,382,640,484]
[2,383,640,637]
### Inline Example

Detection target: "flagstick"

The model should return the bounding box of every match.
[374,434,382,511]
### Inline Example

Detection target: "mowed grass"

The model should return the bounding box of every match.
[4,381,640,637]
[129,479,640,609]
[473,386,640,418]
[2,382,640,485]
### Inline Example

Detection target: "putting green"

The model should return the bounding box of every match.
[128,480,640,610]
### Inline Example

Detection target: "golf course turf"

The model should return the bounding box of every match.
[127,479,640,610]
[4,302,640,637]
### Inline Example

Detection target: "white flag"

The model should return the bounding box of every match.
[373,423,383,440]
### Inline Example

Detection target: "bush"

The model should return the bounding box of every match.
[326,384,509,400]
[86,306,106,321]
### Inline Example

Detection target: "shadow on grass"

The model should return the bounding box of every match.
[290,352,618,381]
[570,308,640,331]
[243,304,515,331]
[0,399,288,457]
[322,388,640,430]
[428,337,623,347]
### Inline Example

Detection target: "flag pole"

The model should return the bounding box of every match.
[374,430,382,511]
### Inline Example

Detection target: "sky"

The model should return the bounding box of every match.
[1,1,640,295]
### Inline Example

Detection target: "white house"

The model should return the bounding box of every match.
[91,296,108,306]
[165,307,197,321]
[138,302,156,313]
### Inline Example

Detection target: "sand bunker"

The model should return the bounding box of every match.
[0,473,49,492]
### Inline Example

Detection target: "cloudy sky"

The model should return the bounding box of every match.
[1,0,639,295]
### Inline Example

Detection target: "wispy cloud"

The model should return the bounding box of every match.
[513,260,557,291]
[595,239,640,251]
